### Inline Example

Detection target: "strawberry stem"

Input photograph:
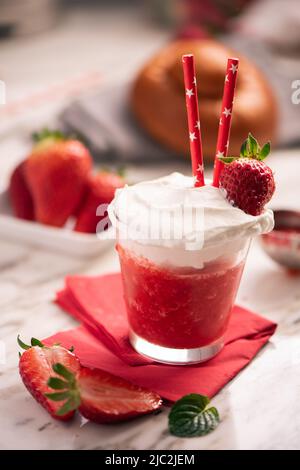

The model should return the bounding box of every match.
[30,338,45,347]
[220,134,271,165]
[259,142,271,160]
[52,363,76,382]
[17,335,44,351]
[48,377,70,390]
[46,363,81,416]
[248,133,259,155]
[239,133,271,160]
[240,138,248,157]
[32,128,66,143]
[218,156,239,163]
[17,335,31,350]
[45,391,71,401]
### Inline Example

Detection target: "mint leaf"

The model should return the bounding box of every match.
[168,394,220,438]
[259,142,271,160]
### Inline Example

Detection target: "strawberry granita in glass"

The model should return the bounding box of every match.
[108,173,274,364]
[117,244,246,349]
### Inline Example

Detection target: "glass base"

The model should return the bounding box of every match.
[129,330,224,365]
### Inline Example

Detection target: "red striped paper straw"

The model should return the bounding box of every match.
[212,58,239,187]
[182,54,205,187]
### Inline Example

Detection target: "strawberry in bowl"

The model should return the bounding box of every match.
[24,129,92,227]
[3,130,126,257]
[7,129,125,235]
[74,171,125,234]
[9,161,34,221]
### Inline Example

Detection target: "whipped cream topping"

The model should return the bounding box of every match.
[108,172,274,268]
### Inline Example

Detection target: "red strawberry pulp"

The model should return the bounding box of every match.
[77,367,162,423]
[117,244,246,349]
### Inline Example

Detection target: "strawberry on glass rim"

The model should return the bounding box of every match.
[218,133,275,216]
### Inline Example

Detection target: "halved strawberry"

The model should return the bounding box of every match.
[46,364,162,423]
[18,336,80,421]
[219,133,275,216]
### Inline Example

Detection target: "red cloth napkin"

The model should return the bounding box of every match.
[56,273,147,365]
[47,273,276,401]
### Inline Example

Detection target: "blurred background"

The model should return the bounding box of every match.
[0,0,299,200]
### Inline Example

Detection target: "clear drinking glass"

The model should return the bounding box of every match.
[116,237,251,365]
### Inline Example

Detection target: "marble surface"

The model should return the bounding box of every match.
[1,150,300,450]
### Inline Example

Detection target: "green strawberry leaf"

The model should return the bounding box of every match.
[168,393,220,438]
[259,142,271,160]
[218,156,239,163]
[239,138,248,157]
[47,377,70,390]
[44,391,71,402]
[56,397,81,416]
[31,338,44,347]
[47,364,81,416]
[248,133,259,155]
[117,166,126,178]
[238,134,271,161]
[32,128,65,143]
[17,335,31,351]
[52,363,75,382]
[17,335,45,353]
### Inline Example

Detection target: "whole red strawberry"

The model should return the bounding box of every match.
[46,363,162,423]
[219,133,275,216]
[18,336,80,421]
[24,129,92,227]
[9,161,34,221]
[74,171,125,234]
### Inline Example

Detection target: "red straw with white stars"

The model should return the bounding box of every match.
[212,58,239,187]
[182,54,205,187]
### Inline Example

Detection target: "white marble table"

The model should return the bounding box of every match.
[1,150,300,450]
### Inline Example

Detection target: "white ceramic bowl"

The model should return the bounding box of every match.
[260,210,300,270]
[0,188,114,258]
